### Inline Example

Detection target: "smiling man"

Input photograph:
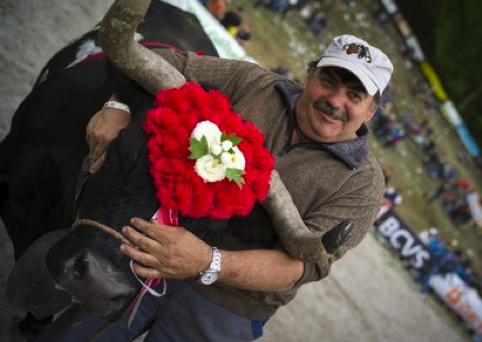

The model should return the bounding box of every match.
[37,34,394,342]
[295,35,392,144]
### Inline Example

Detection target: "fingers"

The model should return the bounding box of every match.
[130,218,156,233]
[120,244,162,279]
[86,110,103,151]
[129,217,151,230]
[120,243,158,267]
[120,222,164,279]
[122,225,160,252]
[88,136,110,172]
[131,262,162,279]
[121,218,207,280]
[89,152,106,174]
[92,144,105,162]
[85,107,131,173]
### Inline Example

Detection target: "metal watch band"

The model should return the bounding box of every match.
[198,247,221,277]
[103,101,131,115]
[209,247,221,272]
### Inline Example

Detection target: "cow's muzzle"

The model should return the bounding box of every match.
[46,229,139,321]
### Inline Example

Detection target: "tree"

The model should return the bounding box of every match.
[397,0,482,148]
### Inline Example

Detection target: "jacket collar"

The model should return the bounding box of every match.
[275,81,370,170]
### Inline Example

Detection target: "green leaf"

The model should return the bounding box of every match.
[225,168,245,189]
[221,132,242,147]
[188,136,209,159]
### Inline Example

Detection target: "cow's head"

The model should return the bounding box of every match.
[46,117,157,321]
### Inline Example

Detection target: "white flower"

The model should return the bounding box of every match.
[191,120,221,148]
[190,120,245,185]
[222,140,233,151]
[194,155,226,183]
[220,147,246,170]
[210,143,222,156]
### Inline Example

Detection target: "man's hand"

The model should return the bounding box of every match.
[121,218,305,291]
[86,107,131,173]
[120,218,212,280]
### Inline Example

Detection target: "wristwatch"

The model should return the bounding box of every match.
[198,247,221,285]
[103,101,131,115]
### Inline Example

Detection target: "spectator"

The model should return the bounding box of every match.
[270,0,289,13]
[384,187,402,206]
[417,238,454,294]
[236,24,253,43]
[205,0,226,21]
[307,11,328,35]
[418,227,438,245]
[299,2,314,21]
[382,167,392,185]
[220,11,242,30]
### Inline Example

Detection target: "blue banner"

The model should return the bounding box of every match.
[456,125,480,157]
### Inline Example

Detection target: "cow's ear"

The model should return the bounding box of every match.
[7,229,72,317]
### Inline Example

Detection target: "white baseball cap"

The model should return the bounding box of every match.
[317,34,394,96]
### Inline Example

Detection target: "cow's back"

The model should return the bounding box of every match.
[35,1,219,86]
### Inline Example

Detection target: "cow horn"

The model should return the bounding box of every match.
[98,0,185,95]
[261,170,353,262]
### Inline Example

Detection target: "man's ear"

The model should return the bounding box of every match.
[366,102,378,122]
[303,71,315,87]
[306,66,321,83]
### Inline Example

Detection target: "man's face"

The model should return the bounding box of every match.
[295,67,376,143]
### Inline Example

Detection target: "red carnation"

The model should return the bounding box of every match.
[144,82,274,220]
[208,89,231,114]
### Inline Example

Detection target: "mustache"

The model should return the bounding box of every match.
[313,99,347,122]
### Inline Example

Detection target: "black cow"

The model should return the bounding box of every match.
[1,0,220,322]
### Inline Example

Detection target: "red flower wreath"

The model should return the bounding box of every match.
[143,82,274,220]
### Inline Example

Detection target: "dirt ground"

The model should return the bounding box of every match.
[0,0,473,341]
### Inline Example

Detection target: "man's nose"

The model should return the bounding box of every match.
[324,86,346,109]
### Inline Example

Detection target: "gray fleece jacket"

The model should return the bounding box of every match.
[154,49,385,319]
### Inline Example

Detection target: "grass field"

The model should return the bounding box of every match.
[228,0,482,274]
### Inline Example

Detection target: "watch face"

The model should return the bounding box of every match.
[201,271,218,285]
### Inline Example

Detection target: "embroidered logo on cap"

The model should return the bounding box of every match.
[343,43,372,63]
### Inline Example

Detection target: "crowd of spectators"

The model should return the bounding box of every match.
[201,1,253,44]
[414,228,482,298]
[369,81,476,229]
[424,179,473,226]
[253,0,300,17]
[251,0,330,36]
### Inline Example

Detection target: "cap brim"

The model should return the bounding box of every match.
[317,57,378,96]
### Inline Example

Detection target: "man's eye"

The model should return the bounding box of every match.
[348,91,362,102]
[320,78,335,87]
